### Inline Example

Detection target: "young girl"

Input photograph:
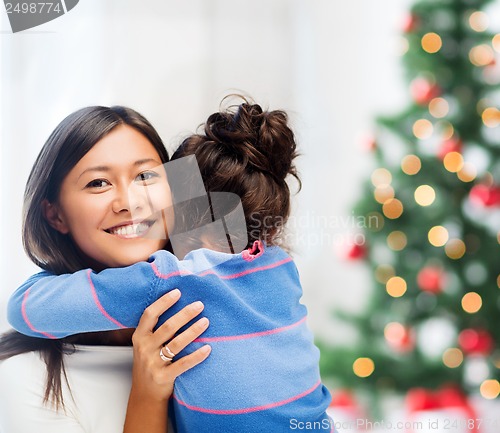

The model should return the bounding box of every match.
[0,106,210,433]
[7,100,334,432]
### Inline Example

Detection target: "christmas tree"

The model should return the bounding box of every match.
[320,0,500,414]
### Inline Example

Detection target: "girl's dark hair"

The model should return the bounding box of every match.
[0,106,169,408]
[171,97,301,249]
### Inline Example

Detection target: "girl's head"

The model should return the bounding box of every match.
[23,106,171,274]
[171,98,300,249]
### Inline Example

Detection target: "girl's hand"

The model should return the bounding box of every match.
[123,289,210,433]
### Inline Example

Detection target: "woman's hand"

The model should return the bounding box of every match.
[123,289,211,433]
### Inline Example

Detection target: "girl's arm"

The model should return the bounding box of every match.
[124,290,211,433]
[7,252,173,339]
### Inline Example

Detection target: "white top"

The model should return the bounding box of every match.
[0,345,140,433]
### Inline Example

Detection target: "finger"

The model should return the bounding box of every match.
[164,317,209,356]
[136,289,181,336]
[168,345,212,377]
[153,301,205,343]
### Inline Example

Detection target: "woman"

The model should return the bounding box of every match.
[0,106,210,432]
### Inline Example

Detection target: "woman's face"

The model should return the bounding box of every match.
[49,125,173,269]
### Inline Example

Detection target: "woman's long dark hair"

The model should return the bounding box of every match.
[0,106,169,408]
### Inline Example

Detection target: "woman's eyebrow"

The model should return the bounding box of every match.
[134,158,162,167]
[77,165,110,180]
[77,159,162,180]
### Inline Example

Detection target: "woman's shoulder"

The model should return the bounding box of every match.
[0,350,47,383]
[0,345,135,432]
[0,351,51,420]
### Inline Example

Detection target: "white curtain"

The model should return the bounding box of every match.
[0,0,412,335]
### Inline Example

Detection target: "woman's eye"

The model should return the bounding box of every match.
[136,171,159,183]
[86,179,110,189]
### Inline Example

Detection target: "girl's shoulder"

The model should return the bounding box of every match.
[149,243,292,277]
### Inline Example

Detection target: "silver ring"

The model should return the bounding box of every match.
[163,345,175,358]
[159,345,175,363]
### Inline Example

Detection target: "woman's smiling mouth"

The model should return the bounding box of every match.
[105,220,155,238]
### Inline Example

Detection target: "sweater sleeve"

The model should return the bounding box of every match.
[7,258,167,339]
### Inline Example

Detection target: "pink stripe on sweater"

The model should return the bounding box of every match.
[194,316,307,343]
[151,256,293,281]
[21,288,57,339]
[86,270,127,329]
[150,263,190,280]
[173,379,322,415]
[198,257,293,280]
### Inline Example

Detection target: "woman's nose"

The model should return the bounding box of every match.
[111,183,150,214]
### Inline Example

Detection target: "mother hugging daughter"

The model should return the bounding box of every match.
[0,98,334,432]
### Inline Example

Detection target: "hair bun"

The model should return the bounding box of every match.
[204,100,298,182]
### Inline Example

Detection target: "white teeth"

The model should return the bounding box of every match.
[109,222,151,237]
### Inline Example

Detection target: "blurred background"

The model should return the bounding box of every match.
[2,0,500,430]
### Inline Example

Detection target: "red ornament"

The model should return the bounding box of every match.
[330,389,357,408]
[438,386,470,408]
[359,133,377,152]
[469,184,500,207]
[406,386,478,433]
[338,239,366,260]
[327,389,364,428]
[458,328,494,355]
[385,323,415,353]
[410,77,440,105]
[438,138,462,160]
[406,388,439,411]
[417,267,445,293]
[402,14,419,33]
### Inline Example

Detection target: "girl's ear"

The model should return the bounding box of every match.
[42,199,70,234]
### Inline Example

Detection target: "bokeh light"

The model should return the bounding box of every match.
[353,358,375,378]
[386,276,407,297]
[481,107,500,128]
[384,322,409,347]
[375,264,395,284]
[477,98,490,114]
[387,231,407,251]
[382,198,404,219]
[457,163,477,182]
[414,185,436,206]
[493,34,500,53]
[462,292,482,314]
[480,380,500,399]
[428,226,449,247]
[371,168,392,187]
[445,239,466,259]
[443,151,464,172]
[374,185,395,204]
[469,44,495,67]
[442,348,464,368]
[469,11,489,32]
[436,120,454,140]
[401,155,421,175]
[399,36,409,56]
[421,32,442,53]
[413,119,433,139]
[429,97,449,118]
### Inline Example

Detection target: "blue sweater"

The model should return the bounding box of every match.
[8,242,333,432]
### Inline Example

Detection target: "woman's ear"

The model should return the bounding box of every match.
[42,199,69,234]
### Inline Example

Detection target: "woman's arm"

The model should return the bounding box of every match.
[124,290,211,433]
[7,252,174,339]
